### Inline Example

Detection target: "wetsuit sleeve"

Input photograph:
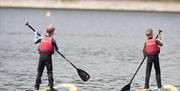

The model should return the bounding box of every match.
[52,37,59,51]
[34,32,41,44]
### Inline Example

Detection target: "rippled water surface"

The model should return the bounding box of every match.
[0,8,180,91]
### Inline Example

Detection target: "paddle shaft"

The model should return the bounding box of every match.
[129,56,146,83]
[25,22,41,36]
[56,51,78,69]
[129,30,162,84]
[25,22,78,70]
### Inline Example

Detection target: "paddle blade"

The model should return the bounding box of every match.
[77,68,90,82]
[121,83,131,91]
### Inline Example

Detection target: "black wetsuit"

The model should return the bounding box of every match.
[144,55,162,89]
[143,38,162,89]
[35,54,54,89]
[34,35,58,89]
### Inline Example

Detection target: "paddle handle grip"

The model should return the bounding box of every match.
[25,22,41,36]
[155,30,162,39]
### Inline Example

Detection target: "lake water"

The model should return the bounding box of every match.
[0,8,180,91]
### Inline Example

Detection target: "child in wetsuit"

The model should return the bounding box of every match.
[143,28,163,91]
[34,25,59,91]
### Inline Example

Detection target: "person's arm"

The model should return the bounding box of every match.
[52,37,59,51]
[34,32,41,44]
[156,34,163,46]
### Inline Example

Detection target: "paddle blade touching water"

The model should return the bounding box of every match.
[121,30,162,91]
[77,68,90,82]
[121,56,146,91]
[121,83,131,91]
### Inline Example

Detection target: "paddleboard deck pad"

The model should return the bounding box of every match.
[26,83,77,91]
[134,84,177,91]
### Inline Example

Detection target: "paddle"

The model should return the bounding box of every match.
[121,30,162,91]
[25,22,90,82]
[121,56,146,91]
[56,51,90,82]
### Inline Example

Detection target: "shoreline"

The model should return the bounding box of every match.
[0,0,180,13]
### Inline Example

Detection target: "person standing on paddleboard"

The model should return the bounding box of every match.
[34,25,58,91]
[143,28,163,91]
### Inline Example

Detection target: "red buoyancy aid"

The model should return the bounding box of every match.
[38,36,54,54]
[144,38,160,56]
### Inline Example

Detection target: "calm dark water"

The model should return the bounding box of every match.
[0,8,180,91]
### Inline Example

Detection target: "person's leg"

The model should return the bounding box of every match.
[35,61,45,90]
[45,59,54,89]
[145,59,153,89]
[154,58,162,88]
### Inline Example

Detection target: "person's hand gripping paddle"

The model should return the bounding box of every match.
[121,30,162,91]
[25,22,90,82]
